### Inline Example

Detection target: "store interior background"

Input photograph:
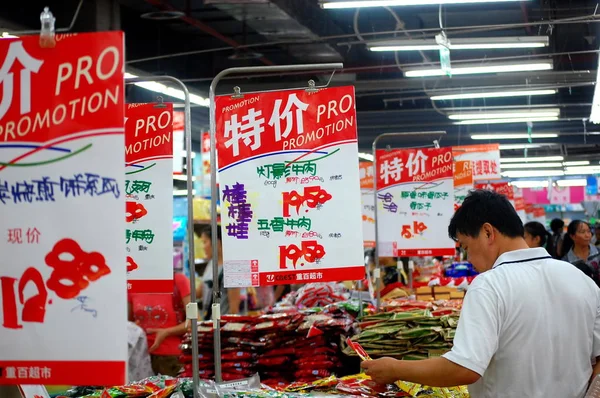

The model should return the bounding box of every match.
[2,0,600,277]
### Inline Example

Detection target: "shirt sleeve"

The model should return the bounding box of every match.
[593,291,600,358]
[175,273,192,299]
[443,286,501,376]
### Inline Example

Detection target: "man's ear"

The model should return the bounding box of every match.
[482,223,494,241]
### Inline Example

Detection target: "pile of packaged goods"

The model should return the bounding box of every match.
[277,283,350,309]
[56,373,469,398]
[179,300,362,386]
[344,300,462,360]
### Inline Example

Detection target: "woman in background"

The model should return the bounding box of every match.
[548,218,565,259]
[128,272,190,376]
[198,225,241,320]
[562,220,600,287]
[524,221,549,248]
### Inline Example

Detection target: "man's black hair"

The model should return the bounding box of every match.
[199,224,222,241]
[550,218,565,234]
[448,189,524,241]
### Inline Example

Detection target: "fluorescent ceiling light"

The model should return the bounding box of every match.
[321,0,529,9]
[471,133,558,140]
[564,166,600,175]
[501,156,564,163]
[557,179,587,187]
[449,108,560,120]
[369,37,548,52]
[432,89,556,101]
[501,162,563,169]
[502,170,565,178]
[563,161,590,166]
[499,143,556,150]
[405,62,552,78]
[510,180,548,188]
[125,72,209,107]
[455,116,559,125]
[590,55,600,123]
[359,152,374,161]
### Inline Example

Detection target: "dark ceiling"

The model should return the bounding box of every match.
[2,0,600,166]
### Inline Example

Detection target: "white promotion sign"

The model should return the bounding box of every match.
[376,147,455,257]
[0,32,126,385]
[453,144,501,181]
[125,103,174,293]
[215,86,364,286]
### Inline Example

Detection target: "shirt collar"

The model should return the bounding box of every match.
[566,244,599,262]
[492,247,552,269]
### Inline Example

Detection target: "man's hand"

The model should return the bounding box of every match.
[361,358,401,385]
[147,328,170,352]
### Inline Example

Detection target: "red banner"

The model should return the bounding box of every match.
[216,86,357,169]
[0,33,124,144]
[125,103,173,164]
[475,182,514,200]
[359,161,374,189]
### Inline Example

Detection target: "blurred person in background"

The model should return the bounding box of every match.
[595,224,600,248]
[562,220,600,287]
[128,272,190,376]
[548,218,565,259]
[524,221,550,249]
[197,225,241,320]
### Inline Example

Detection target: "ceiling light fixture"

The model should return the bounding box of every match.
[471,133,559,140]
[510,180,549,188]
[563,161,590,166]
[590,54,600,123]
[449,108,560,120]
[557,179,587,187]
[502,170,565,178]
[369,37,548,52]
[321,0,530,9]
[405,61,552,78]
[498,143,556,150]
[125,72,209,107]
[501,162,563,169]
[564,166,600,175]
[431,89,556,101]
[455,116,559,125]
[501,156,564,163]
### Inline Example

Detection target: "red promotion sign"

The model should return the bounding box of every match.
[475,182,515,200]
[215,87,364,286]
[125,104,174,293]
[0,32,126,386]
[359,161,374,189]
[375,147,455,257]
[514,197,526,212]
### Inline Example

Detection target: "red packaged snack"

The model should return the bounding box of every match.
[257,356,290,367]
[294,369,331,379]
[295,355,335,365]
[222,361,254,369]
[296,360,335,370]
[263,347,295,357]
[222,351,254,361]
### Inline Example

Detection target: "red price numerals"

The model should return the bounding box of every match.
[401,221,428,239]
[279,240,326,270]
[1,238,111,329]
[282,185,332,217]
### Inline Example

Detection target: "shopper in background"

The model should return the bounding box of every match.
[562,220,600,287]
[128,272,191,376]
[523,221,550,248]
[198,225,241,320]
[362,190,600,398]
[595,224,600,248]
[548,218,565,258]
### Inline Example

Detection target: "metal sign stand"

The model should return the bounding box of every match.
[372,132,446,311]
[125,76,199,398]
[208,63,343,381]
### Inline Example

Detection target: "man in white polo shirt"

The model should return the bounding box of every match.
[362,189,600,397]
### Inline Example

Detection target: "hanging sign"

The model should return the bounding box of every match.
[533,207,547,225]
[0,32,126,385]
[200,132,213,198]
[376,147,455,257]
[514,197,527,224]
[125,103,174,293]
[215,86,364,286]
[360,162,375,248]
[453,144,501,180]
[453,160,472,210]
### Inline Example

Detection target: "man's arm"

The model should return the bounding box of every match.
[362,357,480,387]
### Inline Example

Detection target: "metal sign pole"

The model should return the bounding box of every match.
[371,131,446,311]
[125,76,199,398]
[208,63,343,381]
